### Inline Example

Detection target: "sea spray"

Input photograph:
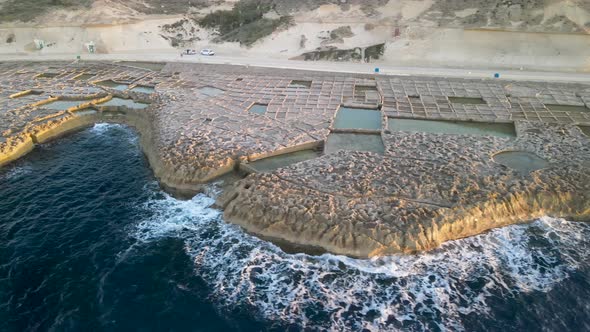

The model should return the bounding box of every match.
[0,164,32,181]
[131,191,590,331]
[3,123,588,331]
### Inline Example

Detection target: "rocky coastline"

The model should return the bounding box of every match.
[1,61,589,258]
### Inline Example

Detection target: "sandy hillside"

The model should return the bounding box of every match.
[0,0,588,71]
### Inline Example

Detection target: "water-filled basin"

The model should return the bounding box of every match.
[43,100,91,110]
[334,107,382,130]
[117,61,166,71]
[546,104,589,113]
[289,80,312,89]
[493,151,549,174]
[96,80,129,91]
[198,86,225,97]
[36,72,59,79]
[98,98,149,109]
[247,150,322,172]
[449,97,487,105]
[325,133,385,154]
[249,104,268,115]
[388,118,516,138]
[75,74,96,80]
[131,86,156,94]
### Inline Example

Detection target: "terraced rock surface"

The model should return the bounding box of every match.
[1,60,589,257]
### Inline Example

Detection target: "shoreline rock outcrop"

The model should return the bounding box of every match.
[1,61,589,258]
[217,122,590,257]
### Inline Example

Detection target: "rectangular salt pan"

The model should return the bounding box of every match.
[247,150,322,172]
[131,86,155,94]
[546,104,589,112]
[98,98,149,109]
[325,133,385,154]
[198,87,225,97]
[448,97,487,105]
[44,100,89,110]
[289,80,312,89]
[333,107,382,130]
[37,73,59,79]
[75,74,95,80]
[249,104,268,115]
[96,81,129,91]
[388,118,516,138]
[117,61,165,71]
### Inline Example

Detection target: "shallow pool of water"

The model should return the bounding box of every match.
[493,151,550,174]
[36,73,59,79]
[247,150,322,172]
[289,80,312,89]
[333,107,382,130]
[98,98,149,109]
[72,109,98,116]
[74,74,95,81]
[546,104,589,112]
[198,86,225,97]
[249,104,268,115]
[96,80,129,91]
[43,100,91,110]
[325,133,385,154]
[449,97,487,105]
[117,61,166,71]
[388,118,516,138]
[130,86,156,94]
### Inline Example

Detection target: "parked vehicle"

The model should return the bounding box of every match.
[184,49,197,55]
[200,49,215,56]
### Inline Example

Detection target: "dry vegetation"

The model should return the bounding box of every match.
[0,0,92,22]
[1,0,589,33]
[197,0,293,46]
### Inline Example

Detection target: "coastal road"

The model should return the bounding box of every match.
[1,51,589,83]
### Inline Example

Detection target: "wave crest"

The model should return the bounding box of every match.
[130,192,590,331]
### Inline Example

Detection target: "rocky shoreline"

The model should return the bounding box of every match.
[217,121,589,257]
[1,61,589,258]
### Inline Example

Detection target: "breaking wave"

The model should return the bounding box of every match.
[0,164,32,181]
[90,123,125,135]
[90,123,139,152]
[130,192,590,331]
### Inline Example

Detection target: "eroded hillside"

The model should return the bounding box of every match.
[1,0,588,33]
[0,0,588,71]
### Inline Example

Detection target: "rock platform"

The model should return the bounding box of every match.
[1,61,588,257]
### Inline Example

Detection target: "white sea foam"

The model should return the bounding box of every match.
[0,164,33,181]
[91,123,118,134]
[131,190,590,331]
[90,123,139,148]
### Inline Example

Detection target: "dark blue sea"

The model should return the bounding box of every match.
[1,124,589,331]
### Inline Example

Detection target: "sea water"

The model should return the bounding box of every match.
[1,124,589,331]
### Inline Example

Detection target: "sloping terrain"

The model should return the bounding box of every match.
[2,0,589,32]
[0,0,588,71]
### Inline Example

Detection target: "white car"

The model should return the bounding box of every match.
[200,49,215,56]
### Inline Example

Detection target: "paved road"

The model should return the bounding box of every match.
[1,52,589,83]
